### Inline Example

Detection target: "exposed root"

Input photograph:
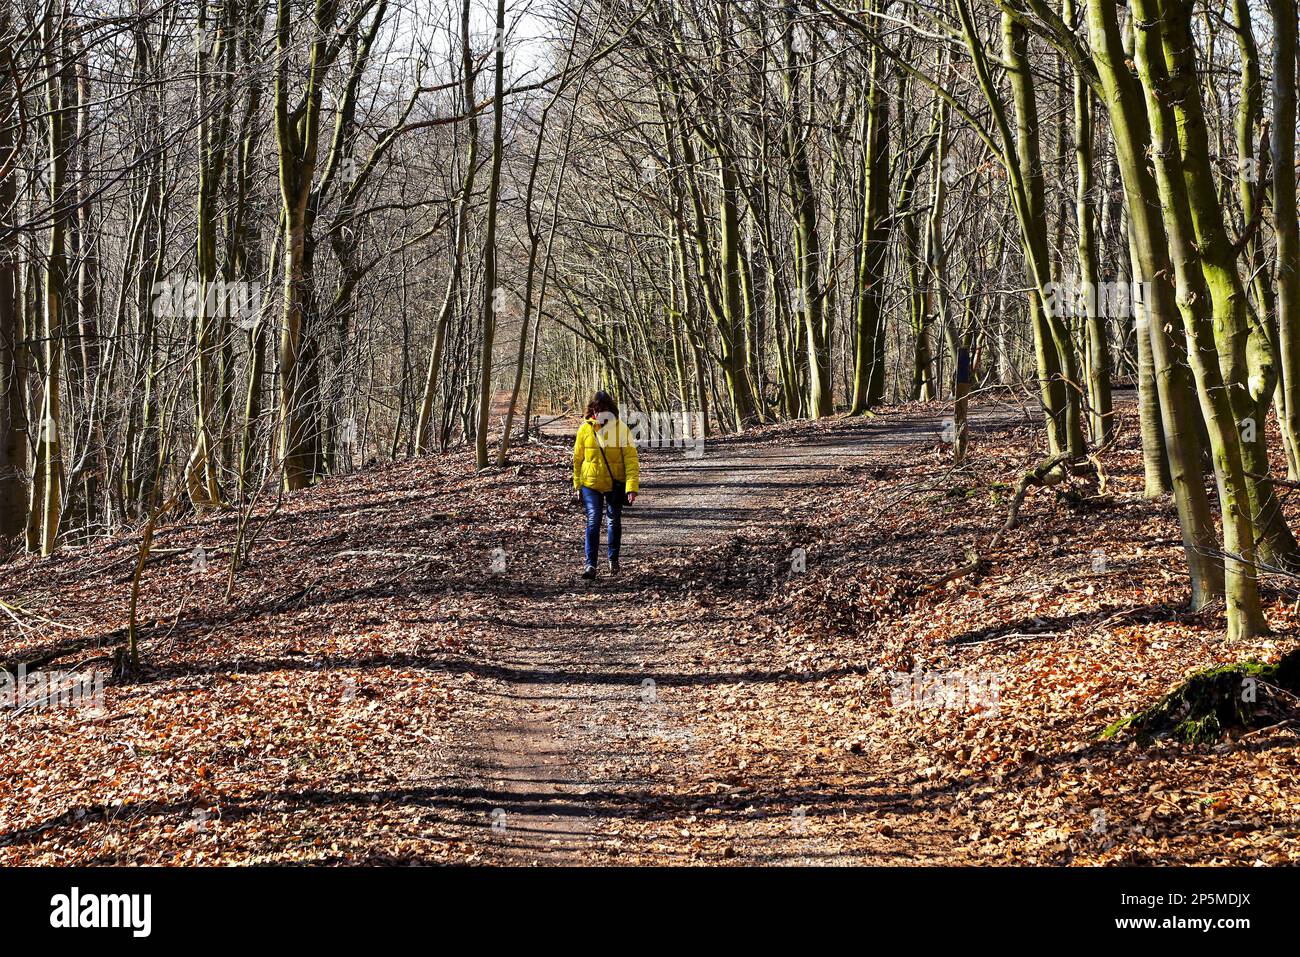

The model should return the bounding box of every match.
[925,453,1072,591]
[1102,650,1300,744]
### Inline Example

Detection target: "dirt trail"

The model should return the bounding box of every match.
[458,405,1018,864]
[9,395,1298,866]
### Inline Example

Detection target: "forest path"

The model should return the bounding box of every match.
[452,401,1024,864]
[0,397,1025,865]
[10,390,1297,867]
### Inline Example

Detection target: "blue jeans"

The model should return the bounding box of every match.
[580,486,622,567]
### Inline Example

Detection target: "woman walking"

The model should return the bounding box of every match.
[573,391,639,578]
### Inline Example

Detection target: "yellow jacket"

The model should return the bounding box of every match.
[573,417,640,493]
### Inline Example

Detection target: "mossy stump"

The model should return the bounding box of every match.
[1102,650,1300,745]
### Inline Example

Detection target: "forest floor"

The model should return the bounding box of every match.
[2,390,1299,865]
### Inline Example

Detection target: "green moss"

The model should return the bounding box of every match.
[1102,651,1300,744]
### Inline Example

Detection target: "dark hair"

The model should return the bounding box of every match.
[585,390,618,420]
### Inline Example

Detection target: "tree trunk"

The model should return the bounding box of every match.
[473,0,506,470]
[850,23,891,415]
[1130,0,1265,638]
[1085,0,1223,611]
[782,11,830,418]
[0,5,27,539]
[30,10,72,555]
[1065,0,1112,444]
